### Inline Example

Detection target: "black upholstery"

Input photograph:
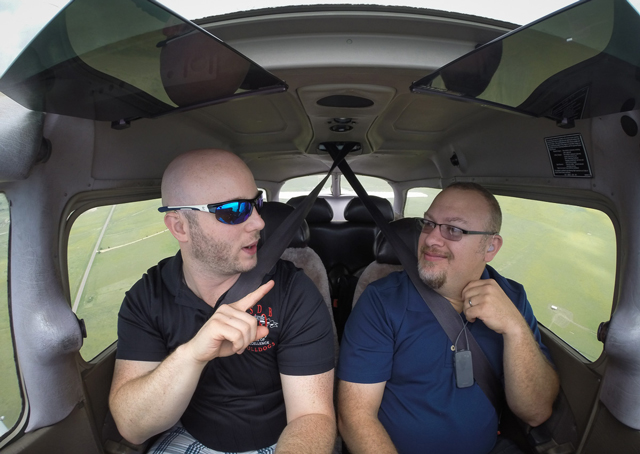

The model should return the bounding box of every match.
[306,198,393,273]
[344,196,395,223]
[286,195,395,341]
[374,217,422,264]
[287,195,333,223]
[258,201,310,249]
[352,218,422,307]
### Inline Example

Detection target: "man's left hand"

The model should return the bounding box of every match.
[461,279,527,335]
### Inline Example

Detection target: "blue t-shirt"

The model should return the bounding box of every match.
[337,265,552,454]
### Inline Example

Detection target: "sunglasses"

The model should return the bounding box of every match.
[158,191,263,225]
[419,218,496,241]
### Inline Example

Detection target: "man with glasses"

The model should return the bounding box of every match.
[337,182,559,454]
[109,149,336,454]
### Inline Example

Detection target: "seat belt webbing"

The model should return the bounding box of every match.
[222,147,350,304]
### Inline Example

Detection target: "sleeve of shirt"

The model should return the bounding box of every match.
[337,283,396,384]
[116,273,169,362]
[276,268,335,376]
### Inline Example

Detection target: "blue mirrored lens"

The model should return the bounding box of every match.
[215,201,252,225]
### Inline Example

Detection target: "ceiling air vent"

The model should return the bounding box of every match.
[317,95,374,108]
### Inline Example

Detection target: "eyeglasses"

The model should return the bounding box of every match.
[419,218,496,242]
[158,191,263,225]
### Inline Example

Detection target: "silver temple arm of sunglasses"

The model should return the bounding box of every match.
[158,205,209,213]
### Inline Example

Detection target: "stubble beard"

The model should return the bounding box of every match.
[417,245,450,289]
[189,216,258,275]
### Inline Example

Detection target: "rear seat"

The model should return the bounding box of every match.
[352,217,421,306]
[287,195,394,341]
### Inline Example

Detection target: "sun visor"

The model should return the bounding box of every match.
[0,0,287,125]
[411,0,640,126]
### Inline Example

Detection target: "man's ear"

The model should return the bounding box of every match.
[484,234,503,262]
[164,212,189,243]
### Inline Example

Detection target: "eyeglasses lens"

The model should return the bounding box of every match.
[214,194,263,225]
[421,220,461,241]
[215,201,251,225]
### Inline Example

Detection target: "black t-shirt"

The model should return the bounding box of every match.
[116,252,335,452]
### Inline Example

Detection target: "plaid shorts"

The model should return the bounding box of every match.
[148,424,277,454]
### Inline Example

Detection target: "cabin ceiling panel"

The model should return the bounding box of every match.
[392,95,485,132]
[199,92,313,153]
[92,114,229,181]
[346,151,440,182]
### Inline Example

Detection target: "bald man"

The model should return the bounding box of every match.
[109,150,336,454]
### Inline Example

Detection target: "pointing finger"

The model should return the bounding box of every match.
[229,280,275,313]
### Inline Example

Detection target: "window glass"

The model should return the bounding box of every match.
[404,187,441,217]
[341,176,394,207]
[279,175,332,203]
[68,199,179,360]
[490,196,615,361]
[0,194,21,435]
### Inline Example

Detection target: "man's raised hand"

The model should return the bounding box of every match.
[185,280,275,364]
[461,279,526,335]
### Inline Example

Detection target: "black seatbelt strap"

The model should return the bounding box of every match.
[325,143,504,412]
[222,147,350,304]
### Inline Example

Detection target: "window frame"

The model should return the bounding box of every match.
[0,193,29,446]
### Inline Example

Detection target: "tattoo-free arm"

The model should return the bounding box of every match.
[337,380,398,454]
[276,370,336,454]
[463,279,559,426]
[109,282,274,444]
[502,321,559,426]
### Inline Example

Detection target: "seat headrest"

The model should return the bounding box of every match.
[286,196,333,223]
[259,202,310,249]
[375,218,422,265]
[344,196,394,223]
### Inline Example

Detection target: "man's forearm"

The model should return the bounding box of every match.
[503,323,560,426]
[109,345,206,444]
[338,413,398,454]
[275,413,336,454]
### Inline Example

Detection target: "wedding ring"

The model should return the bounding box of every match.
[468,299,473,307]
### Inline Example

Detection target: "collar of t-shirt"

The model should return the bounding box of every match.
[159,250,278,313]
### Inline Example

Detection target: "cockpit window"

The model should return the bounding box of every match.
[0,0,287,123]
[280,175,332,203]
[412,0,640,124]
[0,194,22,436]
[491,196,615,361]
[404,187,441,217]
[341,176,394,209]
[68,199,178,360]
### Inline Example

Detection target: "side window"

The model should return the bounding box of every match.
[279,175,332,203]
[68,199,179,360]
[341,175,393,208]
[490,196,615,361]
[404,187,441,217]
[0,194,22,435]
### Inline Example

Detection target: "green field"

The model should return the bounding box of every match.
[492,196,614,361]
[70,199,179,360]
